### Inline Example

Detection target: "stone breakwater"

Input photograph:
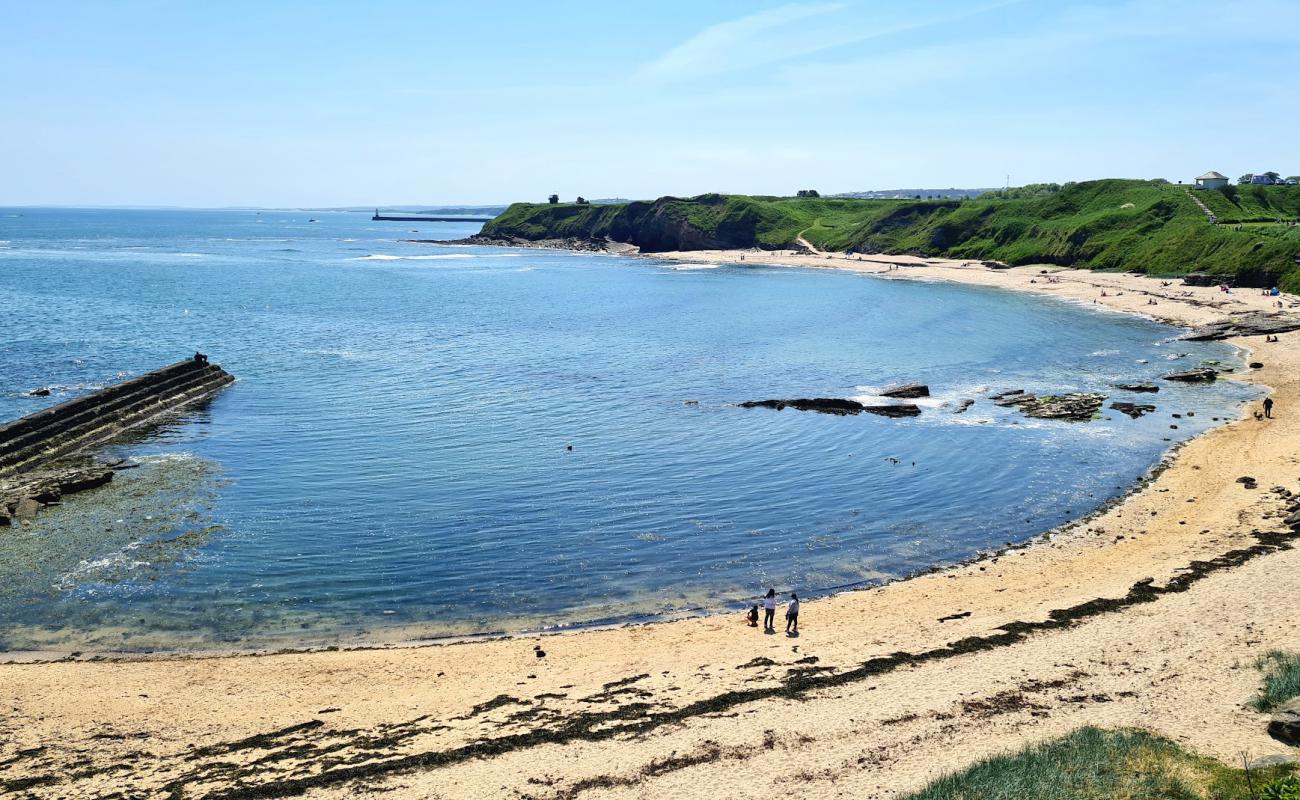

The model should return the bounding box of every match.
[0,357,234,526]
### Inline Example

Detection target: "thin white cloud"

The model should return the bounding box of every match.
[633,1,1026,85]
[639,0,1300,109]
[635,2,845,83]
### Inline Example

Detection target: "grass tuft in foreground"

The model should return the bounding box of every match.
[1253,651,1300,712]
[901,727,1296,800]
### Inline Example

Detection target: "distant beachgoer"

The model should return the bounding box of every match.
[763,589,777,630]
[785,593,800,634]
[1264,397,1275,418]
[193,351,208,365]
[747,605,759,627]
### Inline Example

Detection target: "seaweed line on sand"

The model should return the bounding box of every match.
[98,526,1295,800]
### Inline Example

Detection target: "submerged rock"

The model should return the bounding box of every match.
[991,390,1036,407]
[880,383,930,399]
[1111,382,1160,393]
[738,398,920,417]
[1110,401,1157,419]
[953,398,975,414]
[862,404,922,418]
[14,497,41,523]
[26,387,51,397]
[1164,368,1218,383]
[739,398,862,415]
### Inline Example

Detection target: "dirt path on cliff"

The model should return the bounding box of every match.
[3,264,1299,800]
[795,231,822,254]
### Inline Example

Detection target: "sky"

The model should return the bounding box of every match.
[2,0,1298,207]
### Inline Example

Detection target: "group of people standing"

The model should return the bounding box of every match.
[747,588,799,634]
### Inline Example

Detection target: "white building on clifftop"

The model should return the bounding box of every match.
[1194,171,1230,190]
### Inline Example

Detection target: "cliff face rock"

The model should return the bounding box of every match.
[479,196,773,253]
[613,201,736,252]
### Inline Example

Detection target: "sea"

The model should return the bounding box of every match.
[0,208,1258,652]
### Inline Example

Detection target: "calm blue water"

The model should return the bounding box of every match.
[0,208,1256,652]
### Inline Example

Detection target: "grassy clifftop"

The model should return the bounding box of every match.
[480,180,1300,289]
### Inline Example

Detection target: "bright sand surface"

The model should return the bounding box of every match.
[3,250,1299,799]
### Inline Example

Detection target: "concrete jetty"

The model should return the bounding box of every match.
[0,356,234,525]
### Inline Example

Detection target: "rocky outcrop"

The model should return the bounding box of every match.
[1269,698,1300,746]
[952,398,975,414]
[739,398,921,417]
[990,389,1034,407]
[1184,313,1300,341]
[1,462,123,527]
[1021,393,1106,421]
[0,357,234,479]
[861,403,923,418]
[1164,368,1218,383]
[990,390,1105,421]
[1111,382,1159,393]
[1110,402,1157,419]
[880,383,930,399]
[429,235,613,253]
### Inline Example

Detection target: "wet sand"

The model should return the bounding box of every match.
[3,252,1298,799]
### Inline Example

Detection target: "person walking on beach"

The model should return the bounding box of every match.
[762,589,777,631]
[785,592,800,634]
[1264,397,1274,418]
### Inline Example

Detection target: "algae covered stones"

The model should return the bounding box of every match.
[990,390,1106,421]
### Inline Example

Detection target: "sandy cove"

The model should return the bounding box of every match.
[3,253,1299,799]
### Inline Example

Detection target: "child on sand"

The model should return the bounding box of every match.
[746,605,759,627]
[785,593,800,634]
[763,589,777,631]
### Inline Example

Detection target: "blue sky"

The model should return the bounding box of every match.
[3,0,1298,206]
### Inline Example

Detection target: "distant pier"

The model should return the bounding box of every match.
[371,210,494,223]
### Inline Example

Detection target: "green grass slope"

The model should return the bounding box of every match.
[902,727,1297,800]
[1198,184,1300,223]
[481,180,1300,289]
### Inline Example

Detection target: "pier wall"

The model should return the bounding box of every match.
[0,358,234,479]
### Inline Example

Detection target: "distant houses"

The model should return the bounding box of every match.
[1194,171,1230,190]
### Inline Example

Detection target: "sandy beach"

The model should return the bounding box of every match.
[3,251,1298,799]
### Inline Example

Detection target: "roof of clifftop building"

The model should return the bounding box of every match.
[1197,171,1229,180]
